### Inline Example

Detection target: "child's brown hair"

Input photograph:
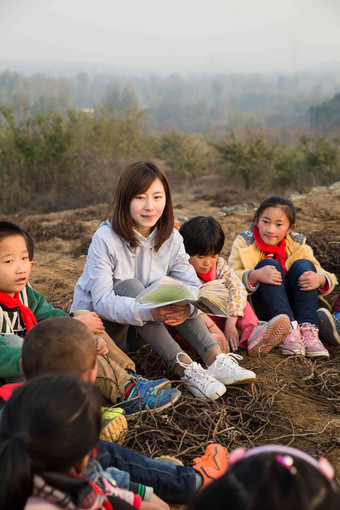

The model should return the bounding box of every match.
[22,316,97,379]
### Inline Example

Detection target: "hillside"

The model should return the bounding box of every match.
[4,182,340,493]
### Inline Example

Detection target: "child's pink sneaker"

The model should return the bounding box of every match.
[279,322,305,355]
[299,323,329,359]
[247,314,290,357]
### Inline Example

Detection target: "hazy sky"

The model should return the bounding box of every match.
[1,0,340,73]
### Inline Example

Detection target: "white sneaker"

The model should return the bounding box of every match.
[207,353,256,385]
[176,353,226,401]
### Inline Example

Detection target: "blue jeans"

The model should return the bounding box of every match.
[251,259,319,326]
[97,440,197,503]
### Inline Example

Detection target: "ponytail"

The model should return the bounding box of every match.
[0,433,33,509]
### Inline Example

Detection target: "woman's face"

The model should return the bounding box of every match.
[130,178,166,237]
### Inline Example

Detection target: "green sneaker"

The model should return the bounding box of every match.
[154,455,184,466]
[100,406,128,444]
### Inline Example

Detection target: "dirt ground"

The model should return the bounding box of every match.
[4,180,340,502]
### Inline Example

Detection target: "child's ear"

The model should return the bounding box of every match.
[29,261,34,271]
[81,365,97,386]
[287,223,296,235]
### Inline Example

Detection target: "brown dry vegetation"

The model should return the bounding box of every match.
[3,181,340,505]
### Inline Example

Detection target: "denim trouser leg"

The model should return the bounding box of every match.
[106,279,218,368]
[285,259,319,326]
[98,440,197,503]
[251,259,294,322]
[251,258,319,327]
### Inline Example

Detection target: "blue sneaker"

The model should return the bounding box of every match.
[130,373,171,390]
[317,308,340,346]
[119,379,180,415]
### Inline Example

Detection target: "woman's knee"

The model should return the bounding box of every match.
[113,278,145,298]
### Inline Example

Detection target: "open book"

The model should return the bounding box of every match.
[135,276,230,317]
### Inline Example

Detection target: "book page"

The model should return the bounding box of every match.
[136,282,193,304]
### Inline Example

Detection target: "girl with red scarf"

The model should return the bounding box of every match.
[228,196,337,358]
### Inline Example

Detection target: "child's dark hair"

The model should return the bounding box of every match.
[254,196,296,227]
[188,446,340,510]
[105,161,174,251]
[179,216,225,256]
[0,375,101,510]
[22,317,97,379]
[0,221,34,260]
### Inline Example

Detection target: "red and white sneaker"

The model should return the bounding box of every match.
[247,314,290,357]
[299,322,329,359]
[279,322,305,355]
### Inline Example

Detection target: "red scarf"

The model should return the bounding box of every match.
[197,265,216,284]
[253,225,287,273]
[0,291,37,332]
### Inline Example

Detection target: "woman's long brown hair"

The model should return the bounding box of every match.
[105,161,174,250]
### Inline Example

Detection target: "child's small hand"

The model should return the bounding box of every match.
[151,304,190,326]
[256,265,282,285]
[298,271,326,291]
[224,317,240,352]
[95,335,108,355]
[74,312,105,335]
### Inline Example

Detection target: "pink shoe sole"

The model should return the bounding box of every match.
[248,315,291,357]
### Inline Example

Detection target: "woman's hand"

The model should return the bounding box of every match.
[151,304,190,326]
[298,271,326,291]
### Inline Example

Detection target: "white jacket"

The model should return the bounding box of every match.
[71,221,201,326]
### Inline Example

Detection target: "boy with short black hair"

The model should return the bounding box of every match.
[179,216,290,356]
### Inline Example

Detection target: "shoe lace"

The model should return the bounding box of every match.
[284,326,301,344]
[213,353,243,370]
[176,353,217,384]
[300,323,320,345]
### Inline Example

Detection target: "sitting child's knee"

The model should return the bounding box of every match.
[255,258,282,271]
[289,259,316,274]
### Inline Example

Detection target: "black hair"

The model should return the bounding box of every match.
[254,196,296,227]
[0,221,34,260]
[179,216,225,256]
[188,451,340,510]
[0,375,101,510]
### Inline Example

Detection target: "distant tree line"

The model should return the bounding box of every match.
[1,69,340,134]
[1,104,339,214]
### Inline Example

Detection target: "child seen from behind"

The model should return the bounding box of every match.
[0,375,143,510]
[187,444,339,510]
[228,196,337,357]
[179,216,290,356]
